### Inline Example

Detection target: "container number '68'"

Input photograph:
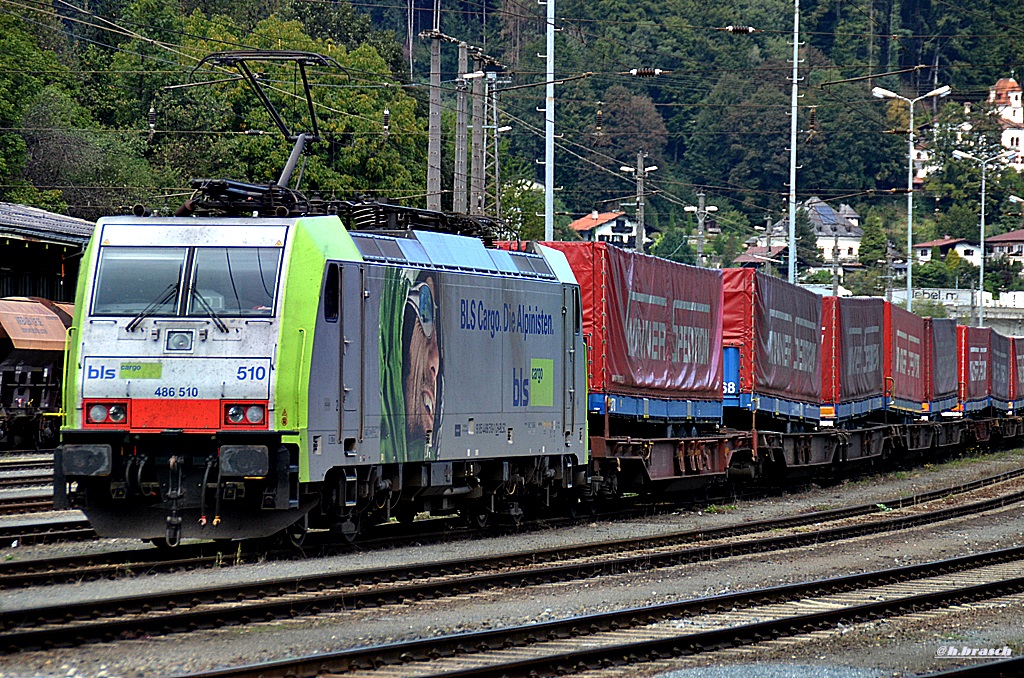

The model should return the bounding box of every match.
[237,366,268,381]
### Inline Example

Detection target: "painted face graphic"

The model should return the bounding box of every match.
[404,277,440,440]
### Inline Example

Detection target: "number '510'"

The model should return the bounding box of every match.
[237,366,268,380]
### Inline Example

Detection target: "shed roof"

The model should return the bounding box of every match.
[0,203,93,246]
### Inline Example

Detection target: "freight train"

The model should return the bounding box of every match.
[53,204,1024,547]
[51,49,1024,547]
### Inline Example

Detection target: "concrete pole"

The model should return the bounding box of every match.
[906,100,915,310]
[980,162,987,327]
[426,33,442,211]
[696,192,706,264]
[832,226,840,296]
[543,0,555,240]
[470,57,485,215]
[635,151,645,253]
[787,0,800,283]
[454,43,469,214]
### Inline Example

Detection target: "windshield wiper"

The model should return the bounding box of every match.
[190,288,229,333]
[126,283,179,332]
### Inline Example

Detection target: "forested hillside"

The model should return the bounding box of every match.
[4,0,1024,273]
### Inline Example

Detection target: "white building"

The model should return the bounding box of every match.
[763,197,862,263]
[913,236,981,267]
[567,211,643,247]
[989,77,1024,171]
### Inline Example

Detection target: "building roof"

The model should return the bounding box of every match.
[733,245,787,265]
[0,203,93,246]
[568,211,627,233]
[990,78,1022,106]
[986,228,1024,244]
[804,197,863,238]
[838,203,860,222]
[769,197,862,238]
[916,237,967,249]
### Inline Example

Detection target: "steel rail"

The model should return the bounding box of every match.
[3,479,1024,652]
[176,546,1024,678]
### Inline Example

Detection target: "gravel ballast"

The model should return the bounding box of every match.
[0,450,1022,677]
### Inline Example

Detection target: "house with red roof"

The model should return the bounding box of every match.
[986,228,1024,265]
[914,236,981,267]
[567,210,643,247]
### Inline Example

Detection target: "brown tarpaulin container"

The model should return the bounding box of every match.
[0,299,68,351]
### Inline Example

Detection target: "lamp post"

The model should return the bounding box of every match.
[621,153,658,252]
[952,149,1014,327]
[872,84,951,311]
[684,192,718,266]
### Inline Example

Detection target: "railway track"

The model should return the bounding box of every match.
[2,466,1023,591]
[0,493,54,516]
[0,455,53,474]
[2,468,1024,653]
[172,547,1024,677]
[0,471,53,490]
[0,517,93,545]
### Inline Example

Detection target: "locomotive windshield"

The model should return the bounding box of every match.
[187,247,280,317]
[93,247,186,316]
[92,246,281,318]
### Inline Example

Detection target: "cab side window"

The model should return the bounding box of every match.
[324,263,339,322]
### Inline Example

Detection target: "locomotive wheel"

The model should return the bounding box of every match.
[394,504,418,525]
[332,516,360,543]
[285,514,309,549]
[462,502,490,529]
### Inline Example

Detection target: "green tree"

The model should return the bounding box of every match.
[795,209,822,266]
[858,214,887,267]
[650,227,695,264]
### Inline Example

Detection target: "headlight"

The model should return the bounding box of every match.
[166,330,194,351]
[88,404,109,423]
[245,405,265,424]
[226,405,245,424]
[107,405,127,423]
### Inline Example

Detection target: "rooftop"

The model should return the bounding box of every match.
[0,203,93,246]
[568,211,628,232]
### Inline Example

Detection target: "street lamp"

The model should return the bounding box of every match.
[951,148,1015,327]
[872,83,951,310]
[621,153,658,252]
[684,192,718,266]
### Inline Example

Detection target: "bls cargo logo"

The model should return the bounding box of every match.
[512,359,554,407]
[86,365,116,380]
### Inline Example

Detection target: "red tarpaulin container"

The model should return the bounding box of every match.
[821,296,885,407]
[542,242,723,402]
[990,330,1011,406]
[882,301,927,409]
[1012,337,1024,403]
[1007,337,1024,405]
[925,318,958,408]
[722,268,821,404]
[957,325,991,406]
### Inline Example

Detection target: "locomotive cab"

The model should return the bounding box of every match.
[57,217,306,545]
